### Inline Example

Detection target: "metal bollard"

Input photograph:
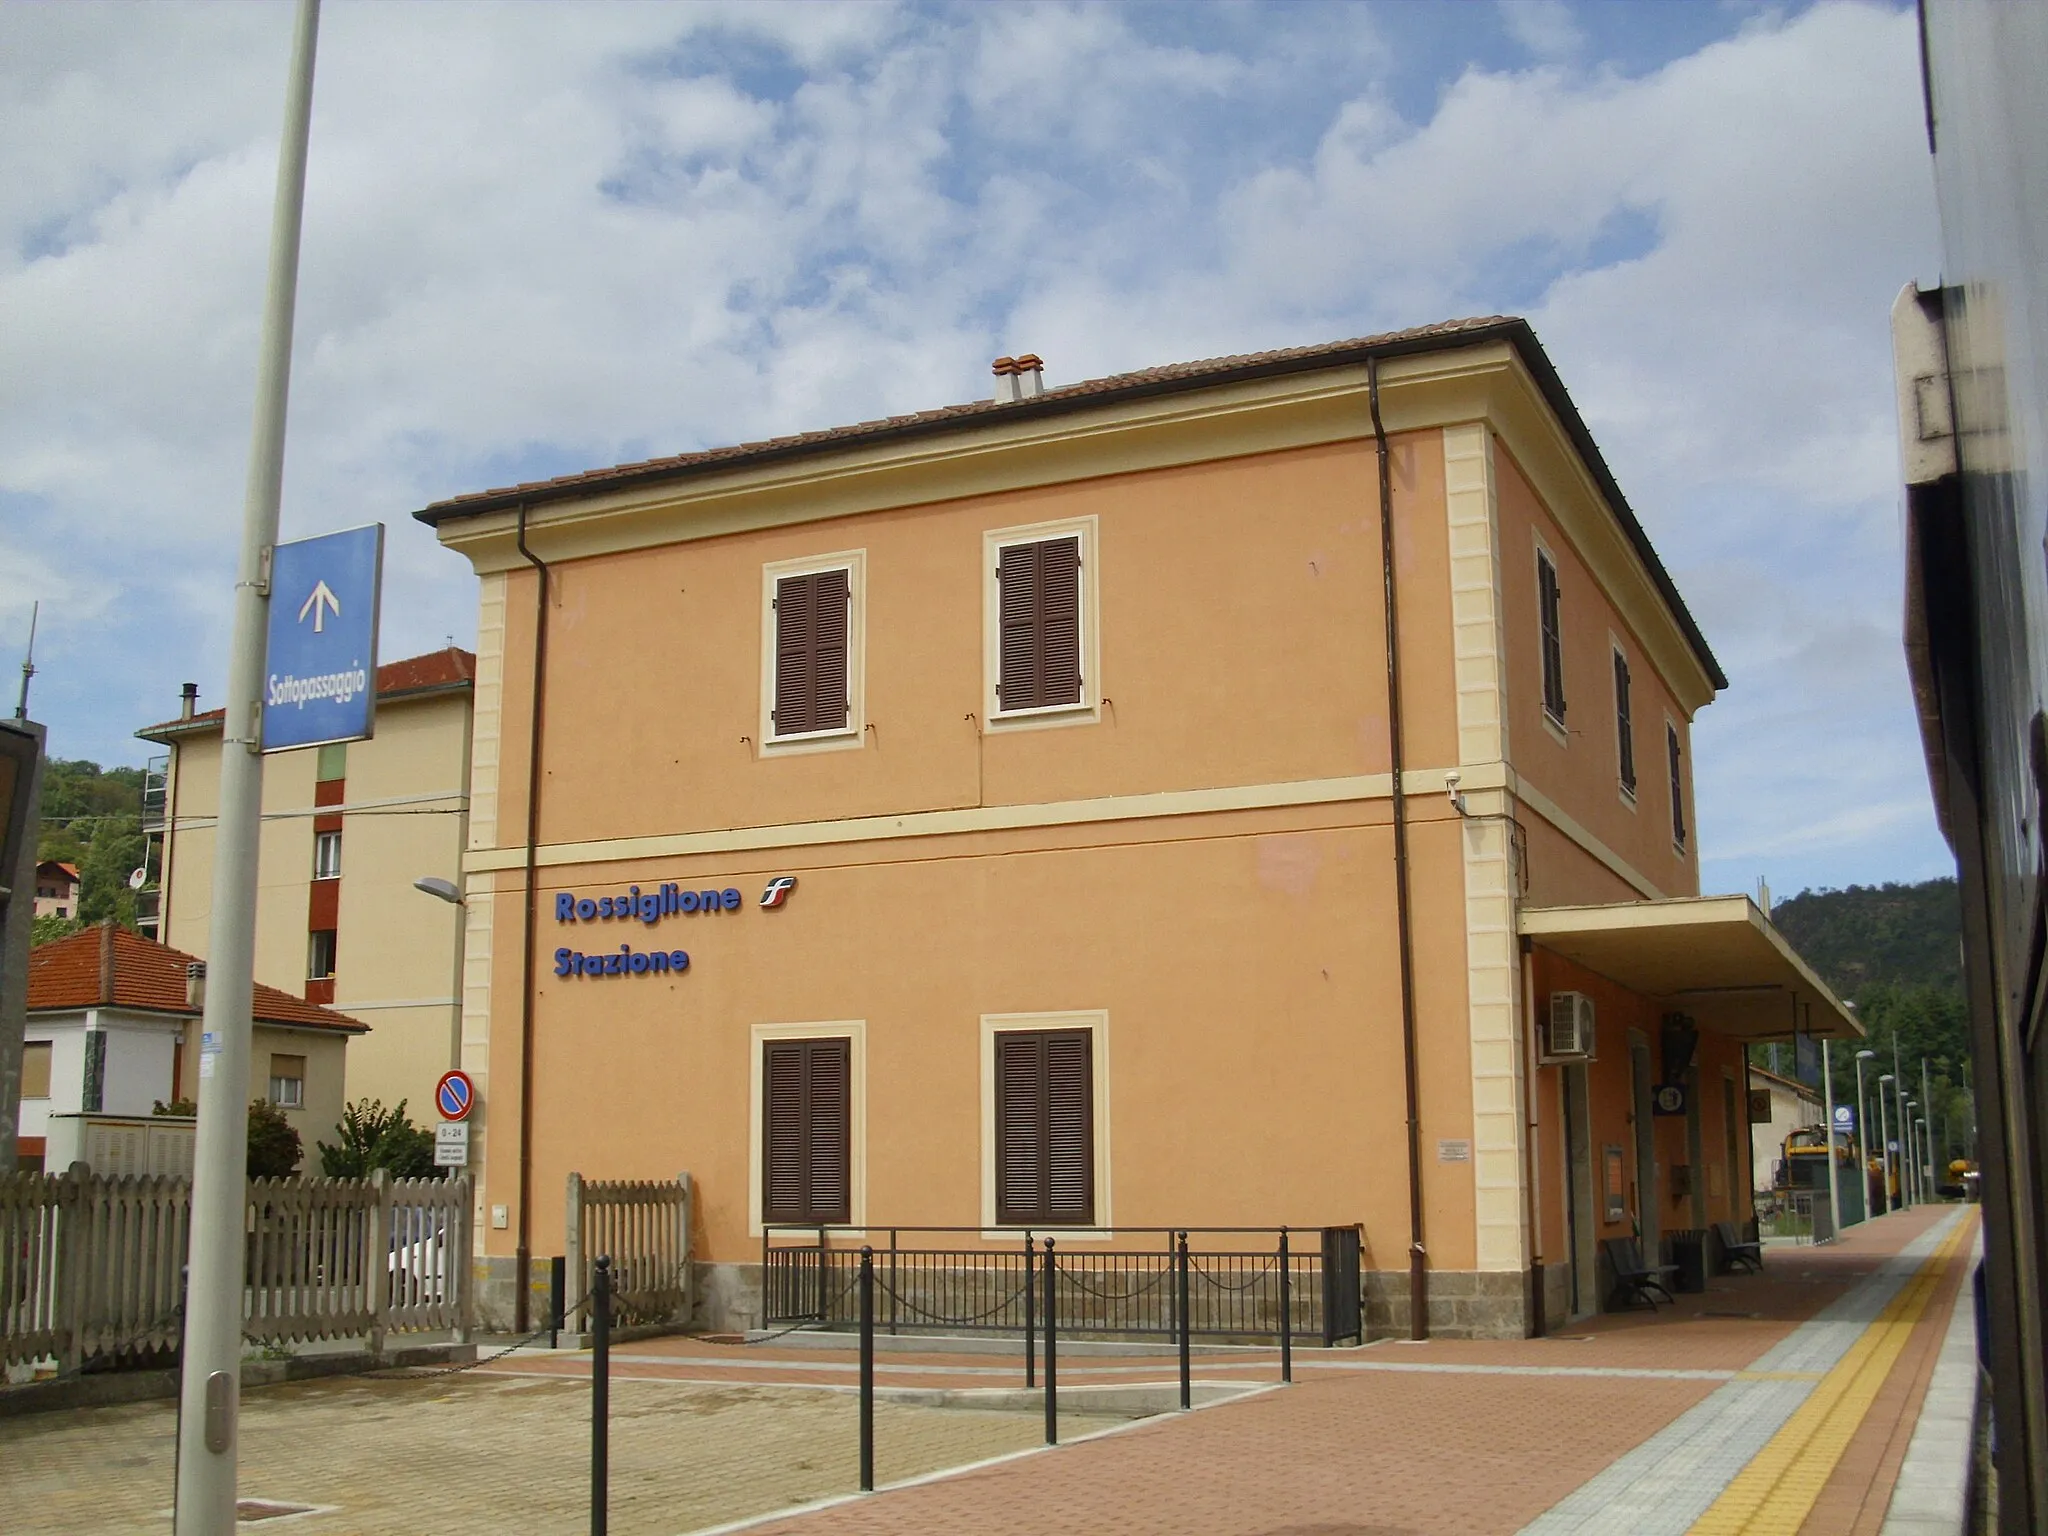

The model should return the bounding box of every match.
[1279,1228,1292,1384]
[591,1255,611,1536]
[550,1255,567,1349]
[1177,1231,1192,1410]
[1042,1239,1058,1445]
[1023,1234,1035,1389]
[858,1247,875,1492]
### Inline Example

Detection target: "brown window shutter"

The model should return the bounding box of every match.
[762,1037,851,1225]
[1668,725,1687,846]
[763,1042,808,1222]
[1539,554,1566,720]
[998,537,1081,711]
[1614,651,1635,792]
[807,1038,851,1222]
[1044,1030,1093,1222]
[995,1028,1093,1225]
[774,569,850,737]
[995,1032,1045,1226]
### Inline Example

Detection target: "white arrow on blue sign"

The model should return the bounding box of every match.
[262,524,384,753]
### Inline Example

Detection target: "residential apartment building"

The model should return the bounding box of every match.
[420,318,1857,1335]
[136,649,473,1124]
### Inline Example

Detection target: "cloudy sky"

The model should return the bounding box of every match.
[3,0,1943,899]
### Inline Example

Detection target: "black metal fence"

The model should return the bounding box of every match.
[763,1225,1363,1346]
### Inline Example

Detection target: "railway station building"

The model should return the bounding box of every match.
[418,316,1858,1337]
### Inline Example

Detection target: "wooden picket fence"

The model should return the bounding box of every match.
[564,1171,693,1330]
[1,1169,472,1372]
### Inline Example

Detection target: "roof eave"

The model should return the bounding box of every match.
[412,320,1725,693]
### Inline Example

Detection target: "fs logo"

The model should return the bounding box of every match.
[759,876,798,910]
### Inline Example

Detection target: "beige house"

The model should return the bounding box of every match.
[1747,1065,1823,1195]
[17,921,364,1172]
[137,649,473,1127]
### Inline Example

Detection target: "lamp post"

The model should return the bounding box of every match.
[1921,1059,1936,1197]
[1820,1038,1842,1241]
[1878,1075,1895,1213]
[414,876,467,1116]
[1892,1038,1909,1206]
[1905,1101,1920,1205]
[1855,1049,1876,1218]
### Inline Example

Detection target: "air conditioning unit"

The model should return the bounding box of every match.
[1545,991,1595,1060]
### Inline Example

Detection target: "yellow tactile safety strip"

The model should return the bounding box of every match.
[1685,1210,1978,1536]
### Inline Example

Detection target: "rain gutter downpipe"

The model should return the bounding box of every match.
[1370,355,1429,1341]
[515,501,549,1334]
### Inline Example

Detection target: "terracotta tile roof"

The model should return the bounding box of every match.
[27,922,368,1034]
[138,646,473,740]
[408,317,1726,691]
[415,316,1520,521]
[38,860,79,883]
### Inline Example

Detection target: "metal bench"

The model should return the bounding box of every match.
[1602,1236,1679,1310]
[1713,1219,1763,1274]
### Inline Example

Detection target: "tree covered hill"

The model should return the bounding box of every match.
[1770,878,1974,1160]
[34,756,148,935]
[1769,878,1961,997]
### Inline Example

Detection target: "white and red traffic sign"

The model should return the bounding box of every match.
[435,1069,475,1122]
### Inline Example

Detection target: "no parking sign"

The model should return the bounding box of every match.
[436,1069,475,1122]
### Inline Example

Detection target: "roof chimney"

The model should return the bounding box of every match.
[99,918,117,1004]
[992,354,1046,404]
[180,682,198,721]
[186,960,207,1012]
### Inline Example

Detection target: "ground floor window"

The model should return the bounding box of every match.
[994,1028,1094,1226]
[762,1037,851,1225]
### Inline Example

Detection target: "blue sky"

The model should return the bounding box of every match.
[1,0,1944,899]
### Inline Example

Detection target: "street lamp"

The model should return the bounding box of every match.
[1855,1050,1876,1218]
[1906,1101,1921,1205]
[414,874,467,1108]
[1878,1075,1896,1213]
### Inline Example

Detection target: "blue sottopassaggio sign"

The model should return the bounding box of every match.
[262,524,384,753]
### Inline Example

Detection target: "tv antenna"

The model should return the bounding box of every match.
[14,600,36,720]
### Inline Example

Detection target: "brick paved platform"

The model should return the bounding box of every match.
[720,1204,1975,1536]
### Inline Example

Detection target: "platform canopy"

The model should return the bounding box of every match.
[1520,895,1864,1041]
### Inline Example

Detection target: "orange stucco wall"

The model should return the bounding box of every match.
[492,434,1458,848]
[1494,444,1699,899]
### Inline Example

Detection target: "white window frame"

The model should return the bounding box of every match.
[313,829,342,881]
[979,1010,1112,1237]
[268,1057,305,1109]
[983,515,1100,729]
[747,1021,866,1238]
[1534,536,1568,745]
[760,550,866,754]
[1611,635,1637,809]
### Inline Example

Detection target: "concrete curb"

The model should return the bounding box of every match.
[0,1339,477,1419]
[738,1328,1307,1358]
[1880,1229,1981,1535]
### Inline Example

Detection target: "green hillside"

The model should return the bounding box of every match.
[1769,879,1961,995]
[1768,878,1974,1165]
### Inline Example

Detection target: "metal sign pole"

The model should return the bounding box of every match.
[1821,1039,1842,1242]
[173,4,319,1529]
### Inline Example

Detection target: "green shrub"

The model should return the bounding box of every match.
[317,1098,438,1180]
[246,1098,302,1179]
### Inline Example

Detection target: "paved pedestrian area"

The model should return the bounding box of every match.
[0,1203,1977,1535]
[0,1371,1128,1535]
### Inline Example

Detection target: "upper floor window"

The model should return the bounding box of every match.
[1538,549,1566,724]
[1613,649,1636,797]
[308,928,337,981]
[19,1041,51,1101]
[1667,723,1688,850]
[269,1054,305,1110]
[315,742,347,783]
[313,830,342,881]
[986,517,1097,724]
[762,552,864,749]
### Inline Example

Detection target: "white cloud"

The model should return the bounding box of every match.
[1499,0,1587,63]
[2,0,1948,896]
